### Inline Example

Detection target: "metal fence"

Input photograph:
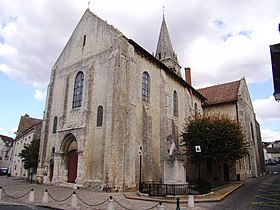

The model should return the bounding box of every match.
[139,182,199,196]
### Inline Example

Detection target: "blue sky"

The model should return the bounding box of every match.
[0,0,280,142]
[0,72,45,136]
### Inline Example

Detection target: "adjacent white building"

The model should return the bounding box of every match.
[10,114,42,178]
[0,134,14,169]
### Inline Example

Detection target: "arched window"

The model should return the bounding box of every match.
[250,122,255,142]
[72,72,84,108]
[53,116,58,134]
[194,103,198,115]
[173,90,178,116]
[97,106,103,127]
[142,71,150,102]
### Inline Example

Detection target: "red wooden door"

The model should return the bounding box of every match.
[68,150,78,183]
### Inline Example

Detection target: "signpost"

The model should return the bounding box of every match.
[195,145,201,193]
[139,146,142,191]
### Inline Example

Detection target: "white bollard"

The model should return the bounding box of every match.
[43,190,48,203]
[43,175,48,184]
[188,195,195,208]
[157,202,165,210]
[71,192,78,208]
[0,187,2,201]
[107,196,114,210]
[29,189,34,202]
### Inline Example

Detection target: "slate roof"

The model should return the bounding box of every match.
[128,39,206,101]
[198,80,241,106]
[17,114,42,135]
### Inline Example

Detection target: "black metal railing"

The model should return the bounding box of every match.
[139,181,199,196]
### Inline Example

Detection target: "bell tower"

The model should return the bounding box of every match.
[155,13,181,77]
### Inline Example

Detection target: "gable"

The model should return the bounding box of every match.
[17,114,42,134]
[54,9,123,70]
[237,78,253,108]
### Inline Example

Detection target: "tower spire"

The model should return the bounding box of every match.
[155,13,181,76]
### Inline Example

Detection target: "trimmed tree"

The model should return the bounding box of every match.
[180,114,249,165]
[19,138,40,173]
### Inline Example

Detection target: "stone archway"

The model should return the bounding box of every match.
[61,133,78,183]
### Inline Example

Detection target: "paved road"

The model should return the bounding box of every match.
[208,165,280,210]
[0,176,208,210]
[0,166,279,209]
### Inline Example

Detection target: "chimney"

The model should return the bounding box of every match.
[185,67,192,86]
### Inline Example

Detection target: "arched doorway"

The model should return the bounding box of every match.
[68,149,78,183]
[223,163,230,181]
[61,134,78,183]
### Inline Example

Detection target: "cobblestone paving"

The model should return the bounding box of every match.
[0,177,211,209]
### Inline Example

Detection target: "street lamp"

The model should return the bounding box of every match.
[274,92,280,101]
[270,25,280,101]
[138,146,142,191]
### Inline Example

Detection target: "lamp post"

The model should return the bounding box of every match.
[195,145,201,193]
[139,146,142,191]
[274,92,280,101]
[270,25,280,101]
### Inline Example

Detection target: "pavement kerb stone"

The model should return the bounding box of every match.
[124,182,245,203]
[215,182,245,202]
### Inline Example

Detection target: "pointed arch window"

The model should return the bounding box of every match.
[53,116,58,134]
[194,103,198,115]
[97,106,103,127]
[72,72,84,108]
[142,71,150,102]
[173,90,178,117]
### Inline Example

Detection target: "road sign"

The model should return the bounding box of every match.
[195,145,201,153]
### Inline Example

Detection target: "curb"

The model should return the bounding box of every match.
[124,182,245,203]
[216,182,244,201]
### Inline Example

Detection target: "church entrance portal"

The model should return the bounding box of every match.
[68,149,78,183]
[60,134,78,183]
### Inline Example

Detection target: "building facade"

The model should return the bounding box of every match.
[197,78,265,182]
[10,114,42,178]
[37,9,264,191]
[36,9,205,191]
[0,135,14,169]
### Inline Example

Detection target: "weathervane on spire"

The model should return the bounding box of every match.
[88,1,91,9]
[162,6,165,17]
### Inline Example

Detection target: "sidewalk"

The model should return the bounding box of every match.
[124,182,244,203]
[0,176,243,209]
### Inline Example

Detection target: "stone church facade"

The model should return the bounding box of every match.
[36,9,205,191]
[37,9,264,190]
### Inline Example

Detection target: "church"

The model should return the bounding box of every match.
[36,9,264,191]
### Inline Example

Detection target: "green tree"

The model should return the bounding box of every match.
[19,138,40,171]
[180,114,249,164]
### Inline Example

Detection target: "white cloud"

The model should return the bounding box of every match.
[0,0,279,88]
[33,89,46,101]
[0,0,280,138]
[0,126,16,138]
[253,96,280,142]
[253,96,280,124]
[261,128,280,142]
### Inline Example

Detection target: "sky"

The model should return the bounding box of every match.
[0,0,280,142]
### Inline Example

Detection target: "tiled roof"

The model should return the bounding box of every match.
[0,134,14,143]
[198,80,240,106]
[17,114,42,134]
